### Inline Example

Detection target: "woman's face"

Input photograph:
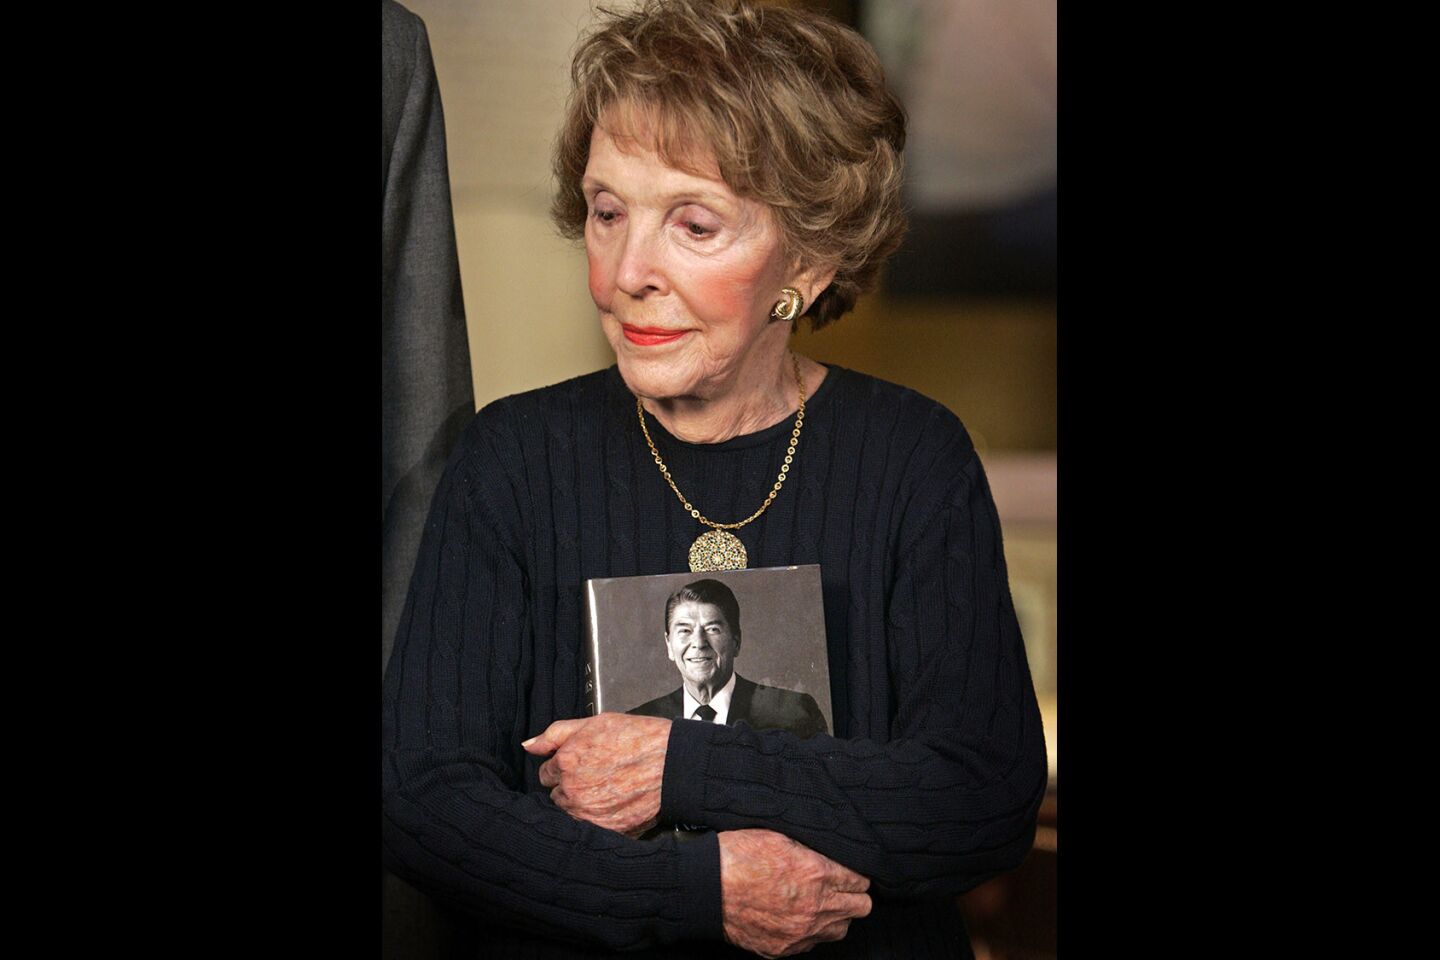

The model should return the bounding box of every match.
[582,124,794,402]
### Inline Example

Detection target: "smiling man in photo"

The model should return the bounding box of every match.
[628,579,828,738]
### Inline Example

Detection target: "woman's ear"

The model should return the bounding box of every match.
[770,263,837,323]
[795,264,837,314]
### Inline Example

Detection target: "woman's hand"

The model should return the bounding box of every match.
[523,713,671,837]
[719,829,872,958]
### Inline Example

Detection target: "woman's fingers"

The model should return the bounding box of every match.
[786,918,859,956]
[822,891,872,921]
[527,714,670,834]
[522,718,585,755]
[824,858,870,894]
[812,917,858,943]
[719,829,874,956]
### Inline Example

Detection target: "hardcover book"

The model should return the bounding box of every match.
[583,564,833,738]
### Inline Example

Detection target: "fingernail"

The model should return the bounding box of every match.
[521,737,536,748]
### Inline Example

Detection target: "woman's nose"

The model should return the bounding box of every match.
[615,225,666,297]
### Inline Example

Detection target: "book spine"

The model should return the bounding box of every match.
[584,580,601,715]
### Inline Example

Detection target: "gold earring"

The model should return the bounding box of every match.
[771,287,803,322]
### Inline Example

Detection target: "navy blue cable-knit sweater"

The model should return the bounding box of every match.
[381,364,1048,958]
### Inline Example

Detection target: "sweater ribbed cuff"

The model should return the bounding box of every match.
[661,718,717,825]
[670,828,723,942]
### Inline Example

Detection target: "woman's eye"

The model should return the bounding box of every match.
[684,221,713,237]
[592,208,618,224]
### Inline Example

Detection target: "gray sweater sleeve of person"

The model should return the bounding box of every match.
[382,0,475,670]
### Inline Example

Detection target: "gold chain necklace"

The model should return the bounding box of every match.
[636,352,806,572]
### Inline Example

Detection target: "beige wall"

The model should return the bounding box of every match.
[407,0,626,409]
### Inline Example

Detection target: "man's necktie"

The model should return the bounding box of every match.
[692,704,717,723]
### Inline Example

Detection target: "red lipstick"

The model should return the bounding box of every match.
[621,324,688,346]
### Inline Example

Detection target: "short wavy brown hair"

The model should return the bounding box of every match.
[551,0,907,330]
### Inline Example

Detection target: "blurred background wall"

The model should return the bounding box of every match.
[403,0,612,404]
[390,2,1056,957]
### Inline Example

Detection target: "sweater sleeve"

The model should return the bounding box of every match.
[658,439,1048,899]
[381,414,723,950]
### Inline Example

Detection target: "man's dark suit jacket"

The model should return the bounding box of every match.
[628,674,828,739]
[382,4,476,956]
[382,0,474,672]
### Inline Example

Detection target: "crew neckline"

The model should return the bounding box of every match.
[608,363,843,452]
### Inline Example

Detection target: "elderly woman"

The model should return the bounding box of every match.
[381,1,1047,957]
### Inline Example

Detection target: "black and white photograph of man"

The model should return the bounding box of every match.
[627,579,828,738]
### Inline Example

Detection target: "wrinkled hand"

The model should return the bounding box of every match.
[718,829,872,958]
[523,713,671,837]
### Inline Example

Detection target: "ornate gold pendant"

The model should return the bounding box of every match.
[688,530,748,572]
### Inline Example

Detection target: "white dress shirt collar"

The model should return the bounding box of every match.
[683,672,737,725]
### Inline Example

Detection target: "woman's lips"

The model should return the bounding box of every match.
[621,324,689,346]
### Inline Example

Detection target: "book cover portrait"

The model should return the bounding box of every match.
[584,565,832,737]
